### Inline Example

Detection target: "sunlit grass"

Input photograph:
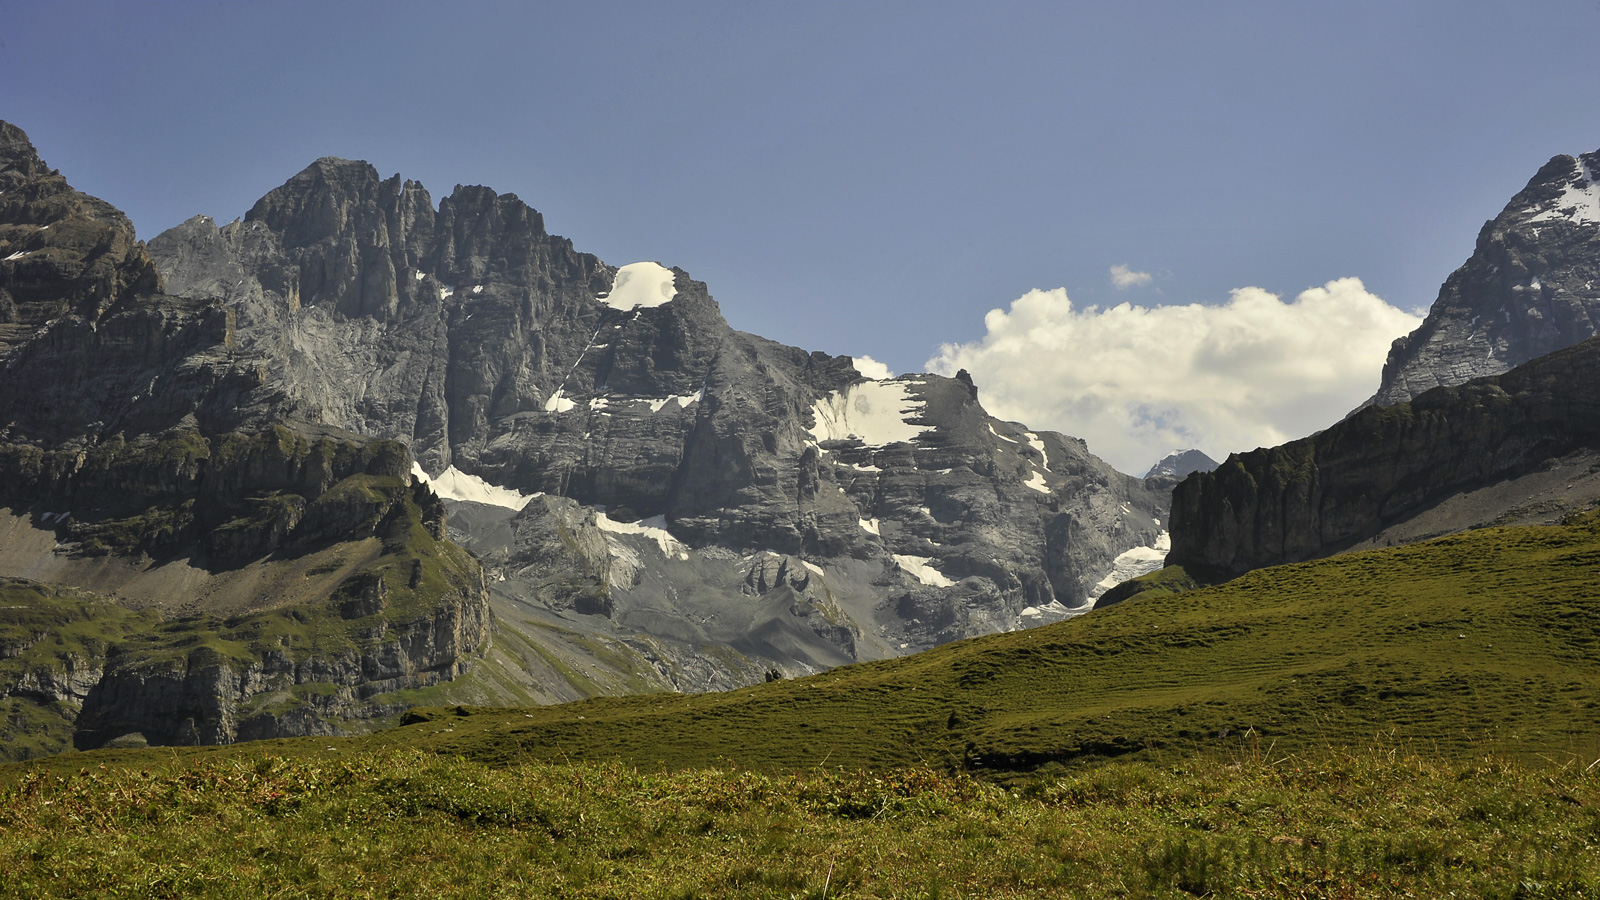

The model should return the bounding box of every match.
[2,745,1596,898]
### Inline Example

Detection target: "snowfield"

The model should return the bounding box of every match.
[892,554,956,588]
[1529,157,1600,226]
[412,462,538,511]
[809,380,930,447]
[599,262,677,311]
[1089,531,1172,598]
[593,510,690,560]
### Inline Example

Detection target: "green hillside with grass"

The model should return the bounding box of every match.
[5,509,1600,897]
[356,509,1600,776]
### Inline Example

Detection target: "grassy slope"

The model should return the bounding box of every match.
[4,513,1599,896]
[348,511,1600,775]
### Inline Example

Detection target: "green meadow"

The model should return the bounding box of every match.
[4,511,1600,896]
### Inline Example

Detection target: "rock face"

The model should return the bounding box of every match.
[0,119,1168,750]
[1365,149,1600,408]
[1170,337,1600,577]
[0,125,490,757]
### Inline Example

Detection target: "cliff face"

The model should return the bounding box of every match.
[1170,337,1600,577]
[1365,150,1600,408]
[0,125,491,757]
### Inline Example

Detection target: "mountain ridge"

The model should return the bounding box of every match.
[0,121,1168,752]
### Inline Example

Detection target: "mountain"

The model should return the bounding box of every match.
[0,122,1166,753]
[1143,449,1218,481]
[1365,149,1600,408]
[1150,149,1600,584]
[1167,336,1600,578]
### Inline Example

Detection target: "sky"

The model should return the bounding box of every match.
[3,0,1597,474]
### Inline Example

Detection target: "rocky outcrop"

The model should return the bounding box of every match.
[0,425,429,565]
[1170,337,1600,577]
[70,558,488,749]
[1365,149,1600,408]
[0,423,490,756]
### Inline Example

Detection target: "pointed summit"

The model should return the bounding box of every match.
[1363,149,1600,410]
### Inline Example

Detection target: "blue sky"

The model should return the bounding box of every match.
[4,1,1597,471]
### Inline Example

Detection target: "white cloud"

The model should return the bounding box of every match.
[1109,264,1153,289]
[851,354,894,380]
[926,277,1422,475]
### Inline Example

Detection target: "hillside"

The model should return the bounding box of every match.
[308,509,1600,775]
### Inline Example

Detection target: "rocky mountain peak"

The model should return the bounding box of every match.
[1363,148,1600,409]
[245,156,398,248]
[0,121,45,174]
[1143,449,1218,481]
[0,121,162,354]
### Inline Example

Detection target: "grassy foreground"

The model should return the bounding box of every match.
[2,745,1596,898]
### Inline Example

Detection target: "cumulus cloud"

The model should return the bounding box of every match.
[851,354,894,380]
[1109,264,1153,289]
[926,277,1422,475]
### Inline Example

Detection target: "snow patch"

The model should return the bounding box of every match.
[544,389,576,413]
[809,380,930,446]
[412,271,425,281]
[892,554,956,588]
[1025,433,1049,470]
[858,518,880,535]
[599,262,677,311]
[412,462,538,511]
[849,462,883,473]
[589,397,610,411]
[594,511,689,560]
[1529,157,1600,226]
[646,391,702,412]
[440,286,455,298]
[3,250,28,261]
[988,423,1020,444]
[1023,471,1051,494]
[472,285,484,294]
[1089,531,1172,598]
[801,560,825,577]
